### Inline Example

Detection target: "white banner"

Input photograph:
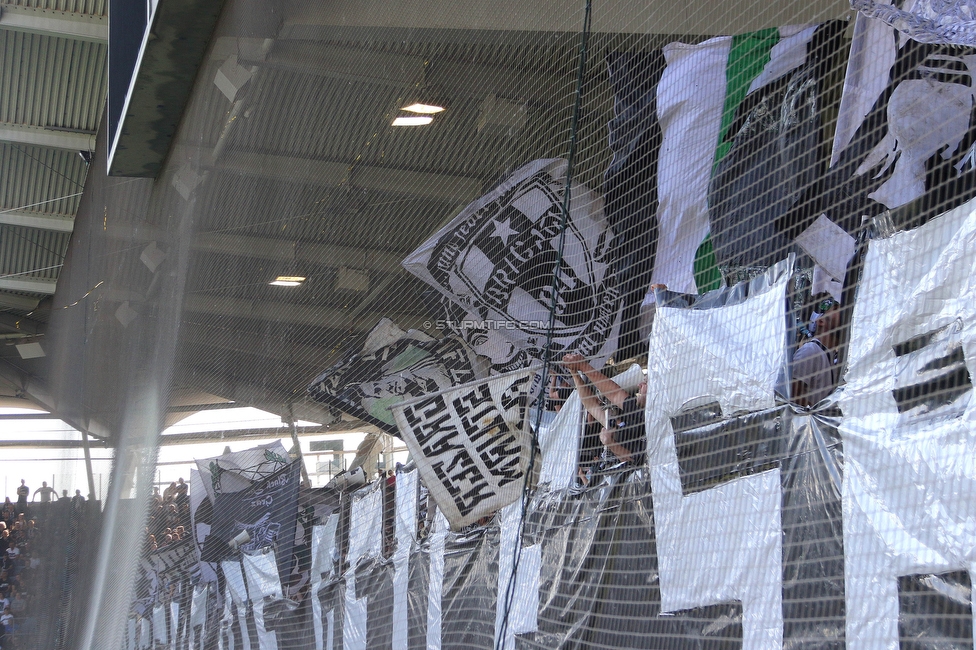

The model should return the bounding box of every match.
[392,467,419,650]
[310,515,339,650]
[646,262,790,650]
[221,560,251,650]
[839,195,976,650]
[242,551,283,650]
[392,369,535,530]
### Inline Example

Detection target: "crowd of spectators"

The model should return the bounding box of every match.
[144,479,191,554]
[0,480,88,650]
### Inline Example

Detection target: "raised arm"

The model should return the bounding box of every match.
[562,353,629,409]
[564,360,607,426]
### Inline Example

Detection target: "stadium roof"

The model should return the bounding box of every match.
[0,0,851,441]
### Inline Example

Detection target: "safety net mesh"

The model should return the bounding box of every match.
[8,0,976,649]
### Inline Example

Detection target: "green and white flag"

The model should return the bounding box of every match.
[654,24,838,293]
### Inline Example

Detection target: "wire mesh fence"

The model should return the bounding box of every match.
[6,0,976,648]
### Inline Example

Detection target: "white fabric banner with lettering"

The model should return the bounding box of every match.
[392,369,535,530]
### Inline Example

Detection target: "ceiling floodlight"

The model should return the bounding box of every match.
[402,103,445,114]
[270,276,306,287]
[392,115,434,127]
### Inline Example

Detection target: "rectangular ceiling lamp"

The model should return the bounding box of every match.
[270,276,306,287]
[392,116,433,126]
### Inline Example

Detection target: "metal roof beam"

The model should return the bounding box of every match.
[193,232,404,273]
[0,276,56,295]
[0,292,40,311]
[0,4,107,43]
[183,293,425,332]
[0,123,96,152]
[179,365,355,428]
[217,151,483,204]
[0,210,74,232]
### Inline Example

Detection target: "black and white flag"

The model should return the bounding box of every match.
[403,158,621,368]
[850,0,976,47]
[391,369,535,530]
[818,13,976,232]
[308,318,487,434]
[202,460,302,585]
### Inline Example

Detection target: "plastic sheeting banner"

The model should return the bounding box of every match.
[392,370,535,530]
[402,158,622,367]
[311,515,339,650]
[839,195,976,650]
[645,262,791,650]
[392,468,419,650]
[516,403,845,650]
[242,551,283,650]
[345,485,385,650]
[188,584,208,650]
[221,560,252,650]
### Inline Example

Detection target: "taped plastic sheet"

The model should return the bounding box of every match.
[427,510,449,650]
[311,515,339,650]
[355,556,395,649]
[140,615,151,649]
[393,468,419,649]
[516,405,845,649]
[344,486,384,650]
[188,584,209,650]
[780,410,846,649]
[153,604,168,645]
[127,616,136,650]
[348,485,384,567]
[647,259,790,429]
[495,500,541,650]
[441,522,499,648]
[646,263,791,650]
[537,390,582,490]
[406,545,431,650]
[219,584,236,650]
[839,196,976,650]
[222,560,252,650]
[242,551,283,650]
[316,579,344,650]
[519,469,743,649]
[170,601,179,650]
